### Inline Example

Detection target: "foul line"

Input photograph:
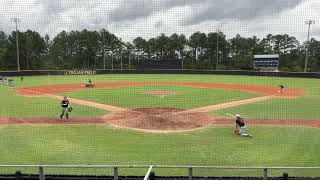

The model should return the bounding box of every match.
[181,95,274,114]
[43,94,128,113]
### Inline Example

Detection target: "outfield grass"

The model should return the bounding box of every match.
[0,86,106,118]
[0,125,319,176]
[10,74,319,88]
[7,74,320,119]
[215,97,320,119]
[63,85,258,109]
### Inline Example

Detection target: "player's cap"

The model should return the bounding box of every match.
[236,114,240,117]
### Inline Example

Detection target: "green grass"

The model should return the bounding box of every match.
[0,125,320,176]
[11,74,320,88]
[0,74,320,119]
[9,74,318,120]
[215,97,320,119]
[63,85,258,109]
[1,74,320,177]
[0,86,106,118]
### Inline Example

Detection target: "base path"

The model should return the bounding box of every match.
[182,95,274,114]
[43,94,127,113]
[1,117,320,132]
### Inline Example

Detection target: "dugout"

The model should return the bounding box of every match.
[253,54,280,72]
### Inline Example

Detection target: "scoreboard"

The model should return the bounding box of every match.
[253,54,279,71]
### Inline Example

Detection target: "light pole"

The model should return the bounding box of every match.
[304,20,315,72]
[103,45,106,70]
[182,58,184,70]
[102,33,106,70]
[128,53,134,69]
[111,53,114,70]
[216,29,219,70]
[11,18,21,71]
[82,46,88,68]
[97,39,107,70]
[120,50,123,70]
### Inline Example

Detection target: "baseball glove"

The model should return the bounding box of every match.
[68,107,73,112]
[234,128,240,135]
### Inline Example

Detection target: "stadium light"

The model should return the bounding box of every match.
[97,40,106,70]
[304,20,315,72]
[111,53,115,70]
[11,18,21,71]
[120,50,123,70]
[216,28,220,70]
[128,53,135,69]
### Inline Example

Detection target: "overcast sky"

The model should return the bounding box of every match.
[0,0,319,42]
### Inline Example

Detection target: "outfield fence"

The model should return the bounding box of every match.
[0,165,320,180]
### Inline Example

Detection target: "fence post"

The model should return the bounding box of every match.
[188,167,193,180]
[114,167,119,180]
[39,166,45,180]
[263,168,268,180]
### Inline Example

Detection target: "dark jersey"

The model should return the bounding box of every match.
[61,99,69,108]
[236,118,245,127]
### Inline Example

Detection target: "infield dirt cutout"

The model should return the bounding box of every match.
[6,81,316,133]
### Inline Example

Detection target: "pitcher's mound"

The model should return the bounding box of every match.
[104,108,214,131]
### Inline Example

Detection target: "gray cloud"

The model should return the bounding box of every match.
[108,1,155,22]
[37,0,66,17]
[108,0,205,22]
[107,0,303,25]
[183,0,303,25]
[0,0,318,43]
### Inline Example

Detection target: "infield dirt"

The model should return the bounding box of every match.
[0,81,312,132]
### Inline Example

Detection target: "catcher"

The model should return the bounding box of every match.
[60,96,72,119]
[235,114,252,137]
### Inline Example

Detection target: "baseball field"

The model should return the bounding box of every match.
[0,74,320,176]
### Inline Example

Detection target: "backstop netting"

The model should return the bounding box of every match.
[0,1,320,179]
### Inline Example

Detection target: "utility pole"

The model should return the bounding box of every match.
[102,32,106,70]
[11,18,21,71]
[304,20,315,72]
[111,53,114,70]
[182,58,184,70]
[128,54,130,69]
[216,29,219,70]
[120,50,123,70]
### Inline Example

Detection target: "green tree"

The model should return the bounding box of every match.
[6,30,46,70]
[0,31,8,70]
[206,31,229,69]
[132,36,147,61]
[188,32,207,62]
[307,38,320,71]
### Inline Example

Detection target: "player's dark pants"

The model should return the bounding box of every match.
[60,107,69,119]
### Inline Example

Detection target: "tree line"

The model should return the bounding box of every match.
[0,29,319,71]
